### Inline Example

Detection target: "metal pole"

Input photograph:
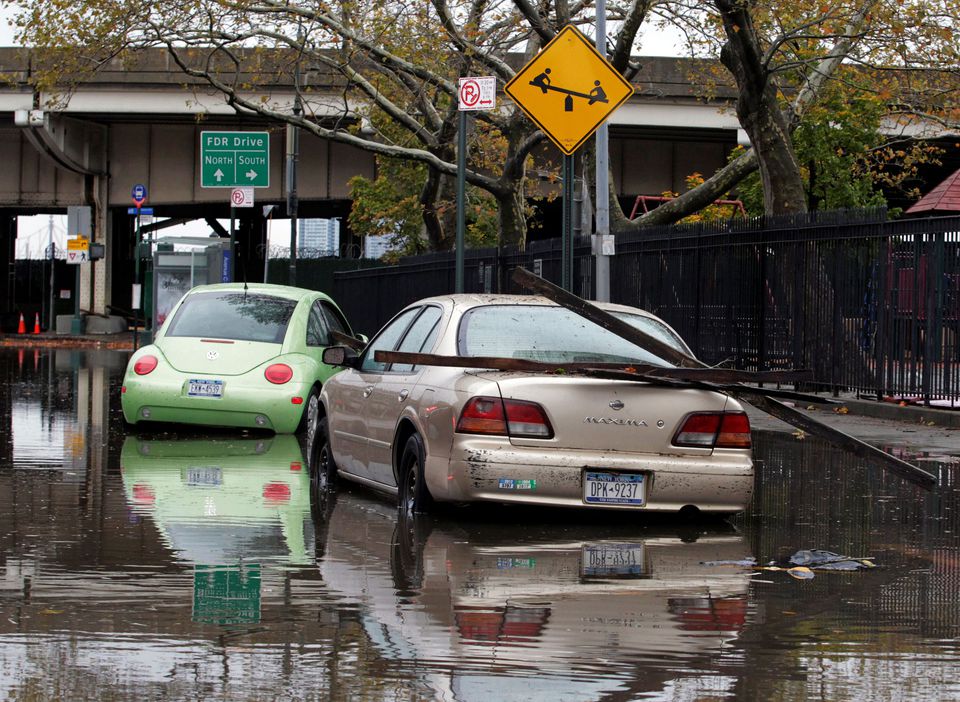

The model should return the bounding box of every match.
[47,215,54,332]
[594,1,611,302]
[133,212,141,349]
[456,110,467,293]
[287,74,302,287]
[562,154,575,292]
[229,207,236,282]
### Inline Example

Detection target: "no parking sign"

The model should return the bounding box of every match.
[458,77,496,111]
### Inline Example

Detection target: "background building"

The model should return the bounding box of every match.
[298,218,340,257]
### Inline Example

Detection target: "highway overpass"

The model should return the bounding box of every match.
[0,48,743,323]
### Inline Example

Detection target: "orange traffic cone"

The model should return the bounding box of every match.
[33,313,40,334]
[17,313,25,334]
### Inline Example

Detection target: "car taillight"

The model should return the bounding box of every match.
[133,355,158,375]
[264,363,293,384]
[456,396,553,439]
[504,399,553,438]
[263,482,291,504]
[717,412,751,448]
[673,412,751,449]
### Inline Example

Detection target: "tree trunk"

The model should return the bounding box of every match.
[715,0,807,216]
[496,184,527,249]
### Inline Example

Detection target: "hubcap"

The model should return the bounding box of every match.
[404,462,418,514]
[306,394,319,444]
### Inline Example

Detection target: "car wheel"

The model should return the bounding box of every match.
[298,386,321,441]
[310,416,337,496]
[391,511,433,595]
[398,433,433,515]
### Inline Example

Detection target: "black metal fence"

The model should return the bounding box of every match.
[4,256,75,333]
[328,209,960,405]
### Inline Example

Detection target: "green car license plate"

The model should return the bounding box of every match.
[186,466,223,486]
[583,471,646,506]
[188,379,223,397]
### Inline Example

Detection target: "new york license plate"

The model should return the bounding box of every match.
[187,379,223,397]
[583,471,646,506]
[186,466,223,486]
[581,543,647,578]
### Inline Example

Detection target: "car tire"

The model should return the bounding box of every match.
[398,433,433,515]
[391,511,433,594]
[298,386,321,441]
[310,416,337,497]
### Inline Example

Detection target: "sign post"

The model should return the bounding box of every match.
[505,25,633,291]
[457,76,497,293]
[130,184,148,348]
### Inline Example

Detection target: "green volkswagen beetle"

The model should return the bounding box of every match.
[122,283,358,437]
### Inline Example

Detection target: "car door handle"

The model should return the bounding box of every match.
[397,389,409,402]
[363,386,374,398]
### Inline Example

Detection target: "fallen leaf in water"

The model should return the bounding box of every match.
[787,566,815,580]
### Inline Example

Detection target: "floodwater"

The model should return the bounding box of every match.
[0,347,958,701]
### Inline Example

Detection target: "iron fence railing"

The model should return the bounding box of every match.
[326,210,960,405]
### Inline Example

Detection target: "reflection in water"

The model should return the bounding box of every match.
[317,493,752,699]
[121,434,315,625]
[3,348,126,470]
[0,348,959,700]
[120,434,314,565]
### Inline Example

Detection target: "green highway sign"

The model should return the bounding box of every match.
[200,131,270,188]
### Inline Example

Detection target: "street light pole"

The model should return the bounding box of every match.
[286,65,302,286]
[594,0,612,302]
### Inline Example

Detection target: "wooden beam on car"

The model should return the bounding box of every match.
[510,267,938,491]
[512,266,705,368]
[330,330,366,351]
[739,392,938,489]
[373,350,813,384]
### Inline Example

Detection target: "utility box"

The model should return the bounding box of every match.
[151,242,228,331]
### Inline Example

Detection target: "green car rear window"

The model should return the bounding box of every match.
[166,292,297,343]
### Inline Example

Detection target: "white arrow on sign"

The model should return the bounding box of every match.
[214,169,224,182]
[245,169,258,180]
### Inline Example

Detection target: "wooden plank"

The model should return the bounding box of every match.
[330,329,366,351]
[512,266,705,368]
[738,392,938,489]
[374,350,814,384]
[511,267,937,491]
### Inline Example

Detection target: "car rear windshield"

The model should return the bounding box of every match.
[458,305,684,366]
[165,292,297,343]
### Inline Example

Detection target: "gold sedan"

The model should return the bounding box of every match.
[314,295,753,517]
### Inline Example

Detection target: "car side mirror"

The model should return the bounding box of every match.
[323,345,358,367]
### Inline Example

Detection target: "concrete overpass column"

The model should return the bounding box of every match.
[92,174,110,315]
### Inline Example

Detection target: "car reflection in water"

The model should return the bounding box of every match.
[120,434,314,625]
[315,489,754,700]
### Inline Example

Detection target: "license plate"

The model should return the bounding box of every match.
[186,466,223,486]
[581,543,647,578]
[188,379,223,397]
[583,471,646,505]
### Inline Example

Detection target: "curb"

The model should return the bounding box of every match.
[0,333,134,351]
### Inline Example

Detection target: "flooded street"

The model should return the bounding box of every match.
[1,347,958,701]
